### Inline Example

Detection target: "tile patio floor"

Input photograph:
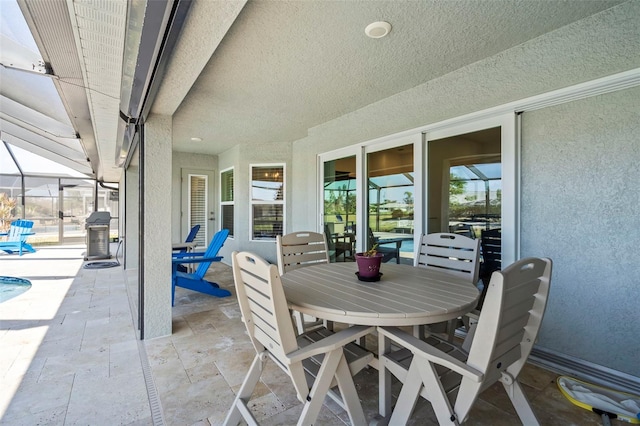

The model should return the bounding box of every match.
[0,245,621,425]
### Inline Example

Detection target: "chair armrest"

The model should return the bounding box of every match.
[286,325,374,364]
[0,232,34,238]
[171,256,222,264]
[378,326,483,382]
[172,251,207,258]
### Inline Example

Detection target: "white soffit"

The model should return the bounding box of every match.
[67,0,127,181]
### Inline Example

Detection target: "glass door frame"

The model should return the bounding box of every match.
[318,112,517,266]
[362,133,423,259]
[424,113,518,267]
[60,178,96,243]
[319,133,423,256]
[318,146,362,253]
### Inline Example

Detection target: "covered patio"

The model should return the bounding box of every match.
[2,0,639,424]
[0,246,605,425]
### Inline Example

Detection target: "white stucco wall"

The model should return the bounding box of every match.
[175,142,293,265]
[160,1,639,373]
[520,87,640,377]
[292,0,640,229]
[215,142,292,265]
[288,1,640,376]
[143,115,173,339]
[171,151,218,243]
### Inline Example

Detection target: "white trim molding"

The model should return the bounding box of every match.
[530,346,640,395]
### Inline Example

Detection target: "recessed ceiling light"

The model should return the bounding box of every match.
[365,21,391,39]
[190,137,202,142]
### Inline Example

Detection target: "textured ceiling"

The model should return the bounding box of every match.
[169,0,625,155]
[8,0,627,181]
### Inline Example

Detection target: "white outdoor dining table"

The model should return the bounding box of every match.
[280,262,480,422]
[280,262,480,327]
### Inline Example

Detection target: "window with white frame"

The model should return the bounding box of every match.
[251,164,284,240]
[220,168,234,238]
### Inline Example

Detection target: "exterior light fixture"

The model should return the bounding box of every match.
[190,137,202,142]
[365,21,391,39]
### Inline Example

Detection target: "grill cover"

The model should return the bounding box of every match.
[85,212,111,228]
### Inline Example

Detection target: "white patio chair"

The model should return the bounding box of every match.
[378,257,552,425]
[225,251,374,426]
[276,231,330,275]
[415,232,481,340]
[276,231,331,334]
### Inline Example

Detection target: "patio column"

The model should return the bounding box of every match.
[141,114,172,338]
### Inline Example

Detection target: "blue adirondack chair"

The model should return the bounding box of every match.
[0,220,36,256]
[174,224,200,273]
[171,228,230,305]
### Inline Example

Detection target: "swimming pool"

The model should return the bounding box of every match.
[0,276,32,303]
[399,239,414,254]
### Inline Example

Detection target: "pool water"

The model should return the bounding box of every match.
[0,276,32,303]
[399,239,414,254]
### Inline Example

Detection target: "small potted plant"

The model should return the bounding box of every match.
[355,243,383,280]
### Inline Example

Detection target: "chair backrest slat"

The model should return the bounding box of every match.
[242,279,284,351]
[195,228,229,277]
[277,231,329,275]
[456,257,552,418]
[185,224,200,243]
[468,258,551,370]
[176,225,200,254]
[232,251,308,399]
[6,220,34,241]
[416,233,480,284]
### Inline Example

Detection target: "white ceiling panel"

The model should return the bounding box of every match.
[170,0,628,155]
[1,0,90,177]
[1,123,92,175]
[0,96,76,138]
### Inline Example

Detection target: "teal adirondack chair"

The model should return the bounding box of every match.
[171,228,230,305]
[0,220,36,256]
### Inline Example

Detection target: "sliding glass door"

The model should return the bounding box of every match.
[322,155,357,262]
[317,112,516,270]
[366,144,415,264]
[425,113,517,280]
[427,128,502,237]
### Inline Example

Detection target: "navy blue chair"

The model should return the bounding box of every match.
[175,225,200,273]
